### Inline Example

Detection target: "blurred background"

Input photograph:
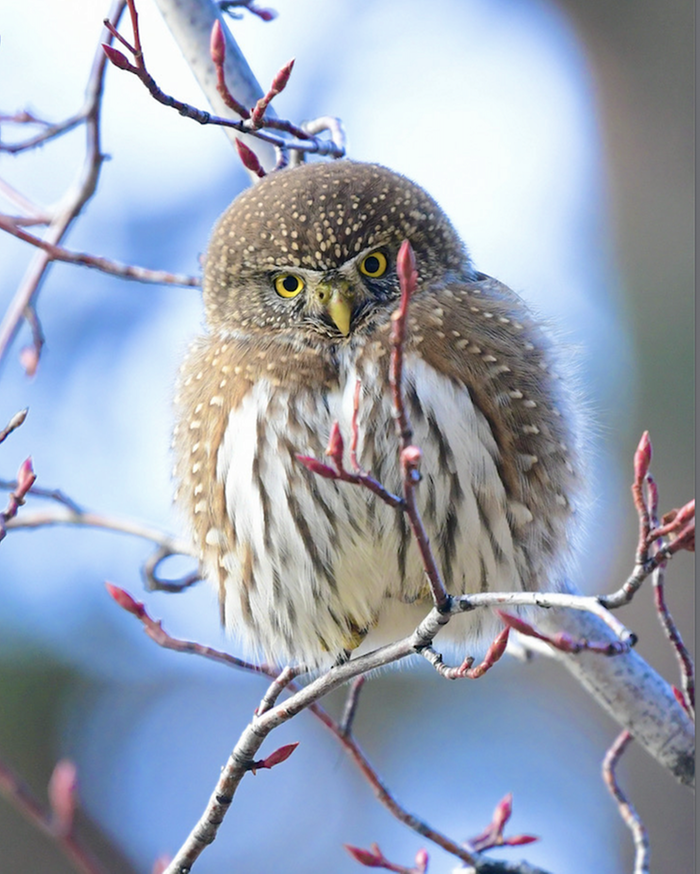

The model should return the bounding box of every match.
[0,0,693,872]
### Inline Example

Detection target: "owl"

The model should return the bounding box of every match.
[173,160,579,669]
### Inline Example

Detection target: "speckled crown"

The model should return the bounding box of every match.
[204,160,469,292]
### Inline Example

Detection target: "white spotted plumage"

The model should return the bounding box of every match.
[208,347,531,667]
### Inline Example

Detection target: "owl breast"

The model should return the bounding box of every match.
[204,347,542,667]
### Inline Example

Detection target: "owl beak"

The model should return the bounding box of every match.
[320,280,353,336]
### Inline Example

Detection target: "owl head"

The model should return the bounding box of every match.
[202,161,473,339]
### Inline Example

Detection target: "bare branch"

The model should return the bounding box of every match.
[0,216,200,287]
[105,0,343,170]
[4,503,193,559]
[0,0,128,373]
[467,793,538,854]
[420,627,510,680]
[0,458,36,543]
[0,758,108,874]
[106,584,267,674]
[0,409,28,445]
[602,732,650,874]
[338,676,365,737]
[652,563,695,716]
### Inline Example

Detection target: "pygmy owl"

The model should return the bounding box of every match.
[173,160,579,668]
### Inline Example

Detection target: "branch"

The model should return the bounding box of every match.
[0,0,128,373]
[0,458,36,543]
[0,215,199,287]
[602,732,650,874]
[0,758,108,874]
[0,408,28,445]
[120,0,345,175]
[535,596,694,788]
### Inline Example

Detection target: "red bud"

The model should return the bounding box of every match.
[344,844,383,867]
[252,6,277,21]
[235,139,266,178]
[492,792,513,831]
[673,499,695,527]
[401,445,422,468]
[326,421,344,468]
[48,759,77,836]
[16,457,36,498]
[296,455,340,480]
[19,344,39,377]
[496,610,537,637]
[504,834,539,846]
[271,58,294,94]
[672,685,691,714]
[258,741,299,770]
[105,582,146,618]
[633,431,652,484]
[414,848,429,873]
[486,626,510,662]
[210,20,225,66]
[102,44,132,71]
[397,239,418,297]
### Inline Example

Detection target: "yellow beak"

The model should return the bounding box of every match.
[319,280,353,336]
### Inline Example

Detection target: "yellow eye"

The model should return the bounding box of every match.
[274,273,305,298]
[359,251,387,278]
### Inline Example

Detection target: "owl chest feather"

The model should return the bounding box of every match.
[209,345,542,666]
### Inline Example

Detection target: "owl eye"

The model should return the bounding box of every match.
[359,251,388,278]
[274,273,305,298]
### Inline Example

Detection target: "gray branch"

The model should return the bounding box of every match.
[152,0,277,172]
[537,587,694,788]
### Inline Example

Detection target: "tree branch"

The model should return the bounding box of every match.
[0,216,199,287]
[0,0,128,373]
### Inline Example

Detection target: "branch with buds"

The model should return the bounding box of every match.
[103,0,345,173]
[0,756,111,874]
[0,1,129,375]
[105,582,551,874]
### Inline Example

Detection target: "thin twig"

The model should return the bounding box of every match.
[419,627,510,679]
[338,676,365,737]
[0,0,129,372]
[599,435,694,609]
[0,409,28,445]
[0,112,88,155]
[0,216,200,287]
[4,505,194,559]
[643,474,695,716]
[142,544,201,593]
[105,584,269,675]
[0,177,52,223]
[0,758,108,874]
[390,241,449,612]
[0,459,36,543]
[497,610,631,657]
[602,731,650,874]
[651,563,695,716]
[257,665,300,716]
[108,585,561,873]
[103,0,343,160]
